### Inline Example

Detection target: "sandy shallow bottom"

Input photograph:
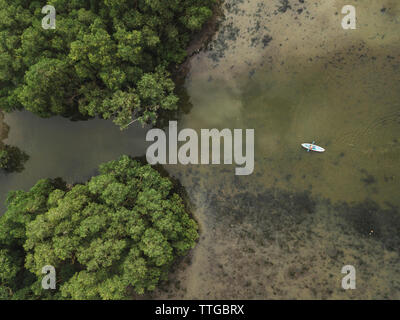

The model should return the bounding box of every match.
[148,0,400,299]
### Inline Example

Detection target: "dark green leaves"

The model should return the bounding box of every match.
[0,144,29,173]
[0,0,214,128]
[0,155,198,299]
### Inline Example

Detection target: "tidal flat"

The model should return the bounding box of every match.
[148,0,400,299]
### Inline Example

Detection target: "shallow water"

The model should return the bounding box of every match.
[1,0,400,299]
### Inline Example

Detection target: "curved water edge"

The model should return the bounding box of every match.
[1,0,400,299]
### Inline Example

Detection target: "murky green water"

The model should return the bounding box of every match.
[1,0,400,299]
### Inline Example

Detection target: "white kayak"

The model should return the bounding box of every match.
[301,143,325,153]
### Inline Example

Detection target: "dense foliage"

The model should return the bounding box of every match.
[0,144,29,173]
[0,0,214,128]
[0,156,198,299]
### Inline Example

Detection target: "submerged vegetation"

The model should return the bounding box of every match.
[0,0,215,128]
[170,172,400,299]
[337,200,400,252]
[0,156,198,299]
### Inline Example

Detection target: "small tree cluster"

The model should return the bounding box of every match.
[0,144,29,173]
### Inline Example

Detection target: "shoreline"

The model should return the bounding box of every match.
[0,111,10,147]
[172,0,225,81]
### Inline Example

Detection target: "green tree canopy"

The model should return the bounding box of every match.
[0,156,198,299]
[0,144,29,173]
[0,0,214,128]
